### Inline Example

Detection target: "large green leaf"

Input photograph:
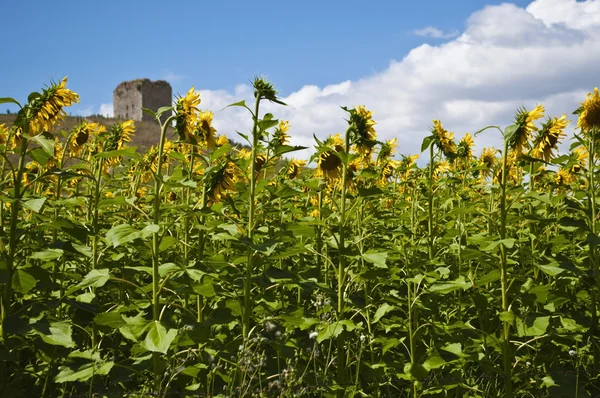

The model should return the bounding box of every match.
[31,321,74,348]
[12,269,38,294]
[143,321,177,354]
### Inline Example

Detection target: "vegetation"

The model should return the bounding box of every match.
[0,77,599,397]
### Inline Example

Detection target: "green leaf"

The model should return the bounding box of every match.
[504,124,519,141]
[159,236,178,252]
[143,321,177,354]
[141,108,156,118]
[29,147,52,165]
[105,224,142,247]
[536,262,564,276]
[119,313,149,342]
[499,311,515,324]
[95,146,139,160]
[475,269,500,286]
[373,303,395,323]
[273,145,307,157]
[362,251,388,268]
[31,321,74,347]
[429,276,470,294]
[482,238,515,252]
[28,133,54,156]
[55,360,113,383]
[287,223,315,238]
[403,362,429,380]
[516,316,550,337]
[0,97,21,107]
[23,198,46,213]
[421,135,434,152]
[12,269,37,294]
[65,269,110,296]
[156,106,173,117]
[95,312,126,328]
[316,323,344,343]
[30,248,63,261]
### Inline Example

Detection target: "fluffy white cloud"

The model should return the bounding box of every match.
[414,26,459,39]
[99,103,114,118]
[198,0,600,162]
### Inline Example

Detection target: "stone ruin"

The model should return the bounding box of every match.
[113,79,172,123]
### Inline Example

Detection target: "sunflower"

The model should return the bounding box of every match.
[0,124,8,146]
[378,159,400,187]
[431,120,456,158]
[26,77,79,136]
[207,161,237,204]
[23,161,41,186]
[509,104,544,156]
[317,134,345,180]
[216,134,229,147]
[479,147,498,179]
[272,120,291,147]
[198,110,217,149]
[556,168,577,185]
[70,121,106,157]
[47,137,64,169]
[456,133,475,160]
[530,115,569,162]
[286,158,306,179]
[378,138,398,164]
[254,153,268,172]
[175,87,201,144]
[570,146,588,173]
[576,87,600,132]
[351,105,377,156]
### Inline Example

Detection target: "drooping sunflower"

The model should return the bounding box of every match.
[317,134,345,180]
[379,159,400,187]
[198,110,217,149]
[556,167,577,185]
[207,160,237,204]
[570,146,588,173]
[254,153,268,173]
[575,87,600,132]
[175,87,201,144]
[102,120,135,169]
[530,115,569,162]
[25,77,79,136]
[479,147,498,179]
[286,158,306,179]
[508,104,544,156]
[216,134,229,147]
[431,120,456,158]
[0,124,8,146]
[351,105,377,157]
[272,120,291,147]
[378,138,398,164]
[70,121,106,157]
[456,133,475,160]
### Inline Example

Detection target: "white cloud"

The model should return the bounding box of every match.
[162,70,184,82]
[99,103,114,118]
[414,26,460,39]
[196,0,600,162]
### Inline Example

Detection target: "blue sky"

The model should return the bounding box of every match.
[2,0,528,113]
[2,0,599,157]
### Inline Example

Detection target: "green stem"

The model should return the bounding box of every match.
[428,144,435,261]
[243,94,261,341]
[151,114,176,395]
[2,135,29,340]
[499,138,512,398]
[588,132,599,368]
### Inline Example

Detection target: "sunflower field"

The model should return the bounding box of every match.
[0,77,600,397]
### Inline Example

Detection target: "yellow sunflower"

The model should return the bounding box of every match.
[198,110,217,149]
[286,158,306,179]
[175,87,201,143]
[530,115,569,161]
[27,77,79,136]
[352,105,377,156]
[431,120,456,158]
[272,120,291,146]
[576,87,600,132]
[70,121,106,157]
[509,104,544,156]
[456,133,475,160]
[207,161,237,204]
[317,134,345,180]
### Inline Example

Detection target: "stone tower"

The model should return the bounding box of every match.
[113,79,172,122]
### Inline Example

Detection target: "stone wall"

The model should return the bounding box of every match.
[113,79,172,123]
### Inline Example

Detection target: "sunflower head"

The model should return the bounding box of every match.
[286,158,306,179]
[175,87,201,144]
[556,168,577,185]
[508,105,544,156]
[70,121,106,157]
[198,110,217,149]
[530,115,569,162]
[252,77,284,105]
[378,138,398,163]
[348,105,377,157]
[271,120,291,147]
[17,77,79,136]
[431,120,456,159]
[0,124,8,146]
[216,135,229,147]
[575,87,600,133]
[206,160,237,204]
[316,134,345,180]
[456,133,475,160]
